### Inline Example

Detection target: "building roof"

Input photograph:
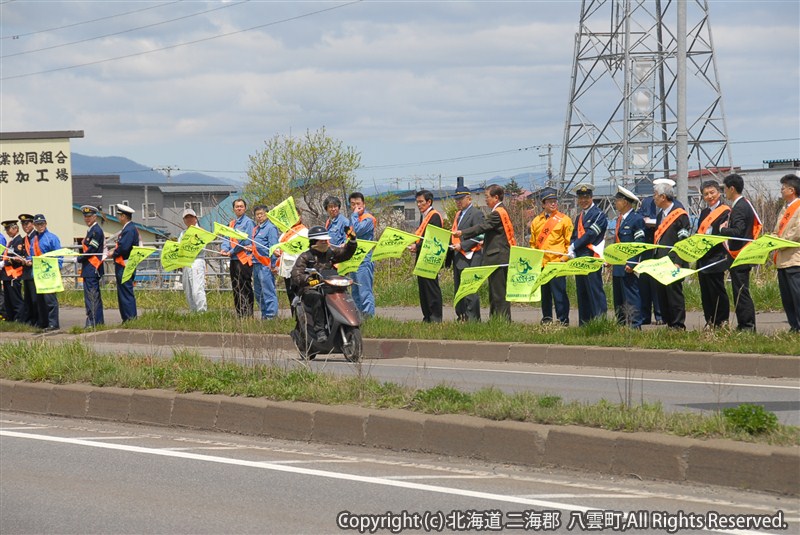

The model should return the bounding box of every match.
[98,183,237,193]
[1,130,84,140]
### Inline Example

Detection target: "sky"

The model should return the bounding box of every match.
[1,0,798,191]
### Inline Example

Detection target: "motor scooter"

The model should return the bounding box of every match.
[290,267,363,362]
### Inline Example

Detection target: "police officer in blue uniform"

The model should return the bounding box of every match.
[611,186,645,328]
[79,205,105,327]
[16,214,39,327]
[568,184,608,326]
[112,204,140,322]
[1,220,25,322]
[31,214,62,331]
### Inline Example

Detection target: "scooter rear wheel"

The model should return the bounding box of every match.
[341,326,362,363]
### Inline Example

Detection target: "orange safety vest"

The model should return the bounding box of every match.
[776,199,800,238]
[697,204,731,235]
[2,247,22,279]
[32,235,42,257]
[451,210,482,256]
[654,208,688,245]
[414,209,441,237]
[577,212,601,258]
[726,199,762,259]
[358,212,378,230]
[82,243,103,269]
[229,219,253,266]
[535,211,564,249]
[251,225,271,267]
[494,205,517,246]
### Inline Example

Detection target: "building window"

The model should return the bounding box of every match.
[108,205,117,217]
[122,200,129,206]
[184,201,202,216]
[404,208,416,221]
[142,203,157,219]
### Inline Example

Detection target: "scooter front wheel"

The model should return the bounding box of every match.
[341,326,362,363]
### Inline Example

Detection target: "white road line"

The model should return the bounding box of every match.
[72,436,140,440]
[265,459,360,465]
[519,494,650,499]
[375,363,800,390]
[163,446,244,451]
[0,426,51,430]
[384,475,495,480]
[0,429,778,535]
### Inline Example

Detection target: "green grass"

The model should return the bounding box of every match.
[1,340,796,446]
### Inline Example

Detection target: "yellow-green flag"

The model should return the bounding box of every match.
[267,196,300,232]
[41,247,80,258]
[178,226,216,265]
[269,235,310,257]
[0,244,5,255]
[337,240,377,276]
[529,257,605,295]
[33,257,63,294]
[412,225,451,279]
[730,234,800,268]
[121,246,157,283]
[634,257,696,286]
[454,265,498,307]
[672,234,729,263]
[213,221,249,241]
[603,243,665,265]
[506,246,544,302]
[160,241,185,272]
[372,227,420,262]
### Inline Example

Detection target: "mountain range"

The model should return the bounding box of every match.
[71,153,549,195]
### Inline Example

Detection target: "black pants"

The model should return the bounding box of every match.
[638,272,662,324]
[417,275,442,323]
[35,292,59,329]
[2,279,23,322]
[698,270,729,327]
[541,276,569,325]
[453,266,480,321]
[655,280,685,330]
[730,266,755,331]
[487,265,510,321]
[230,260,254,318]
[301,289,326,332]
[18,278,39,326]
[612,273,642,328]
[778,266,800,332]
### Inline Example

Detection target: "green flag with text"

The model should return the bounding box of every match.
[267,196,300,232]
[41,247,81,258]
[122,246,157,283]
[337,240,377,276]
[633,257,696,286]
[413,225,451,279]
[269,235,310,257]
[213,221,249,241]
[506,246,544,302]
[33,257,63,294]
[730,234,800,268]
[603,243,665,265]
[672,234,729,263]
[371,227,420,262]
[160,241,184,272]
[178,226,216,265]
[454,265,498,307]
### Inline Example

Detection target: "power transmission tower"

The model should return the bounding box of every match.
[559,0,732,200]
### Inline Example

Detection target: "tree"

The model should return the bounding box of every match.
[244,127,361,224]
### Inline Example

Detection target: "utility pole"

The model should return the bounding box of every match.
[154,165,179,184]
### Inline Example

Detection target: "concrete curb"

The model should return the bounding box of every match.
[79,329,800,379]
[1,379,796,495]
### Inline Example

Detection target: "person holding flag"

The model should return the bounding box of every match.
[529,191,572,325]
[78,205,105,327]
[16,214,39,327]
[719,174,762,332]
[179,208,208,313]
[252,204,279,319]
[695,180,732,329]
[220,198,255,318]
[30,214,62,331]
[449,180,484,322]
[652,181,691,330]
[611,186,645,328]
[111,204,140,322]
[774,174,800,332]
[409,190,444,323]
[1,220,24,322]
[348,192,377,318]
[454,184,515,321]
[568,184,608,326]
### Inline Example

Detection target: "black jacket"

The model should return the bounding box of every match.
[461,204,514,266]
[696,203,732,272]
[653,206,691,267]
[719,196,757,255]
[291,238,357,292]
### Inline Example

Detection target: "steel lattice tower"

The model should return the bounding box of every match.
[559,0,732,197]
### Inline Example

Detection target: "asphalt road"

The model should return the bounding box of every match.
[2,413,796,534]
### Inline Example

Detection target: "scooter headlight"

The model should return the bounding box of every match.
[325,278,352,287]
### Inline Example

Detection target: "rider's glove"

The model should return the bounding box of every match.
[346,226,356,241]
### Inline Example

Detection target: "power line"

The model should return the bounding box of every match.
[0,1,181,41]
[360,145,556,170]
[1,0,363,81]
[2,1,250,58]
[730,137,799,145]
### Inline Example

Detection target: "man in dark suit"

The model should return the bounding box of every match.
[652,182,691,329]
[455,184,516,321]
[696,180,731,328]
[569,183,608,326]
[719,173,761,331]
[448,180,484,322]
[612,186,645,328]
[15,213,39,327]
[409,189,443,323]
